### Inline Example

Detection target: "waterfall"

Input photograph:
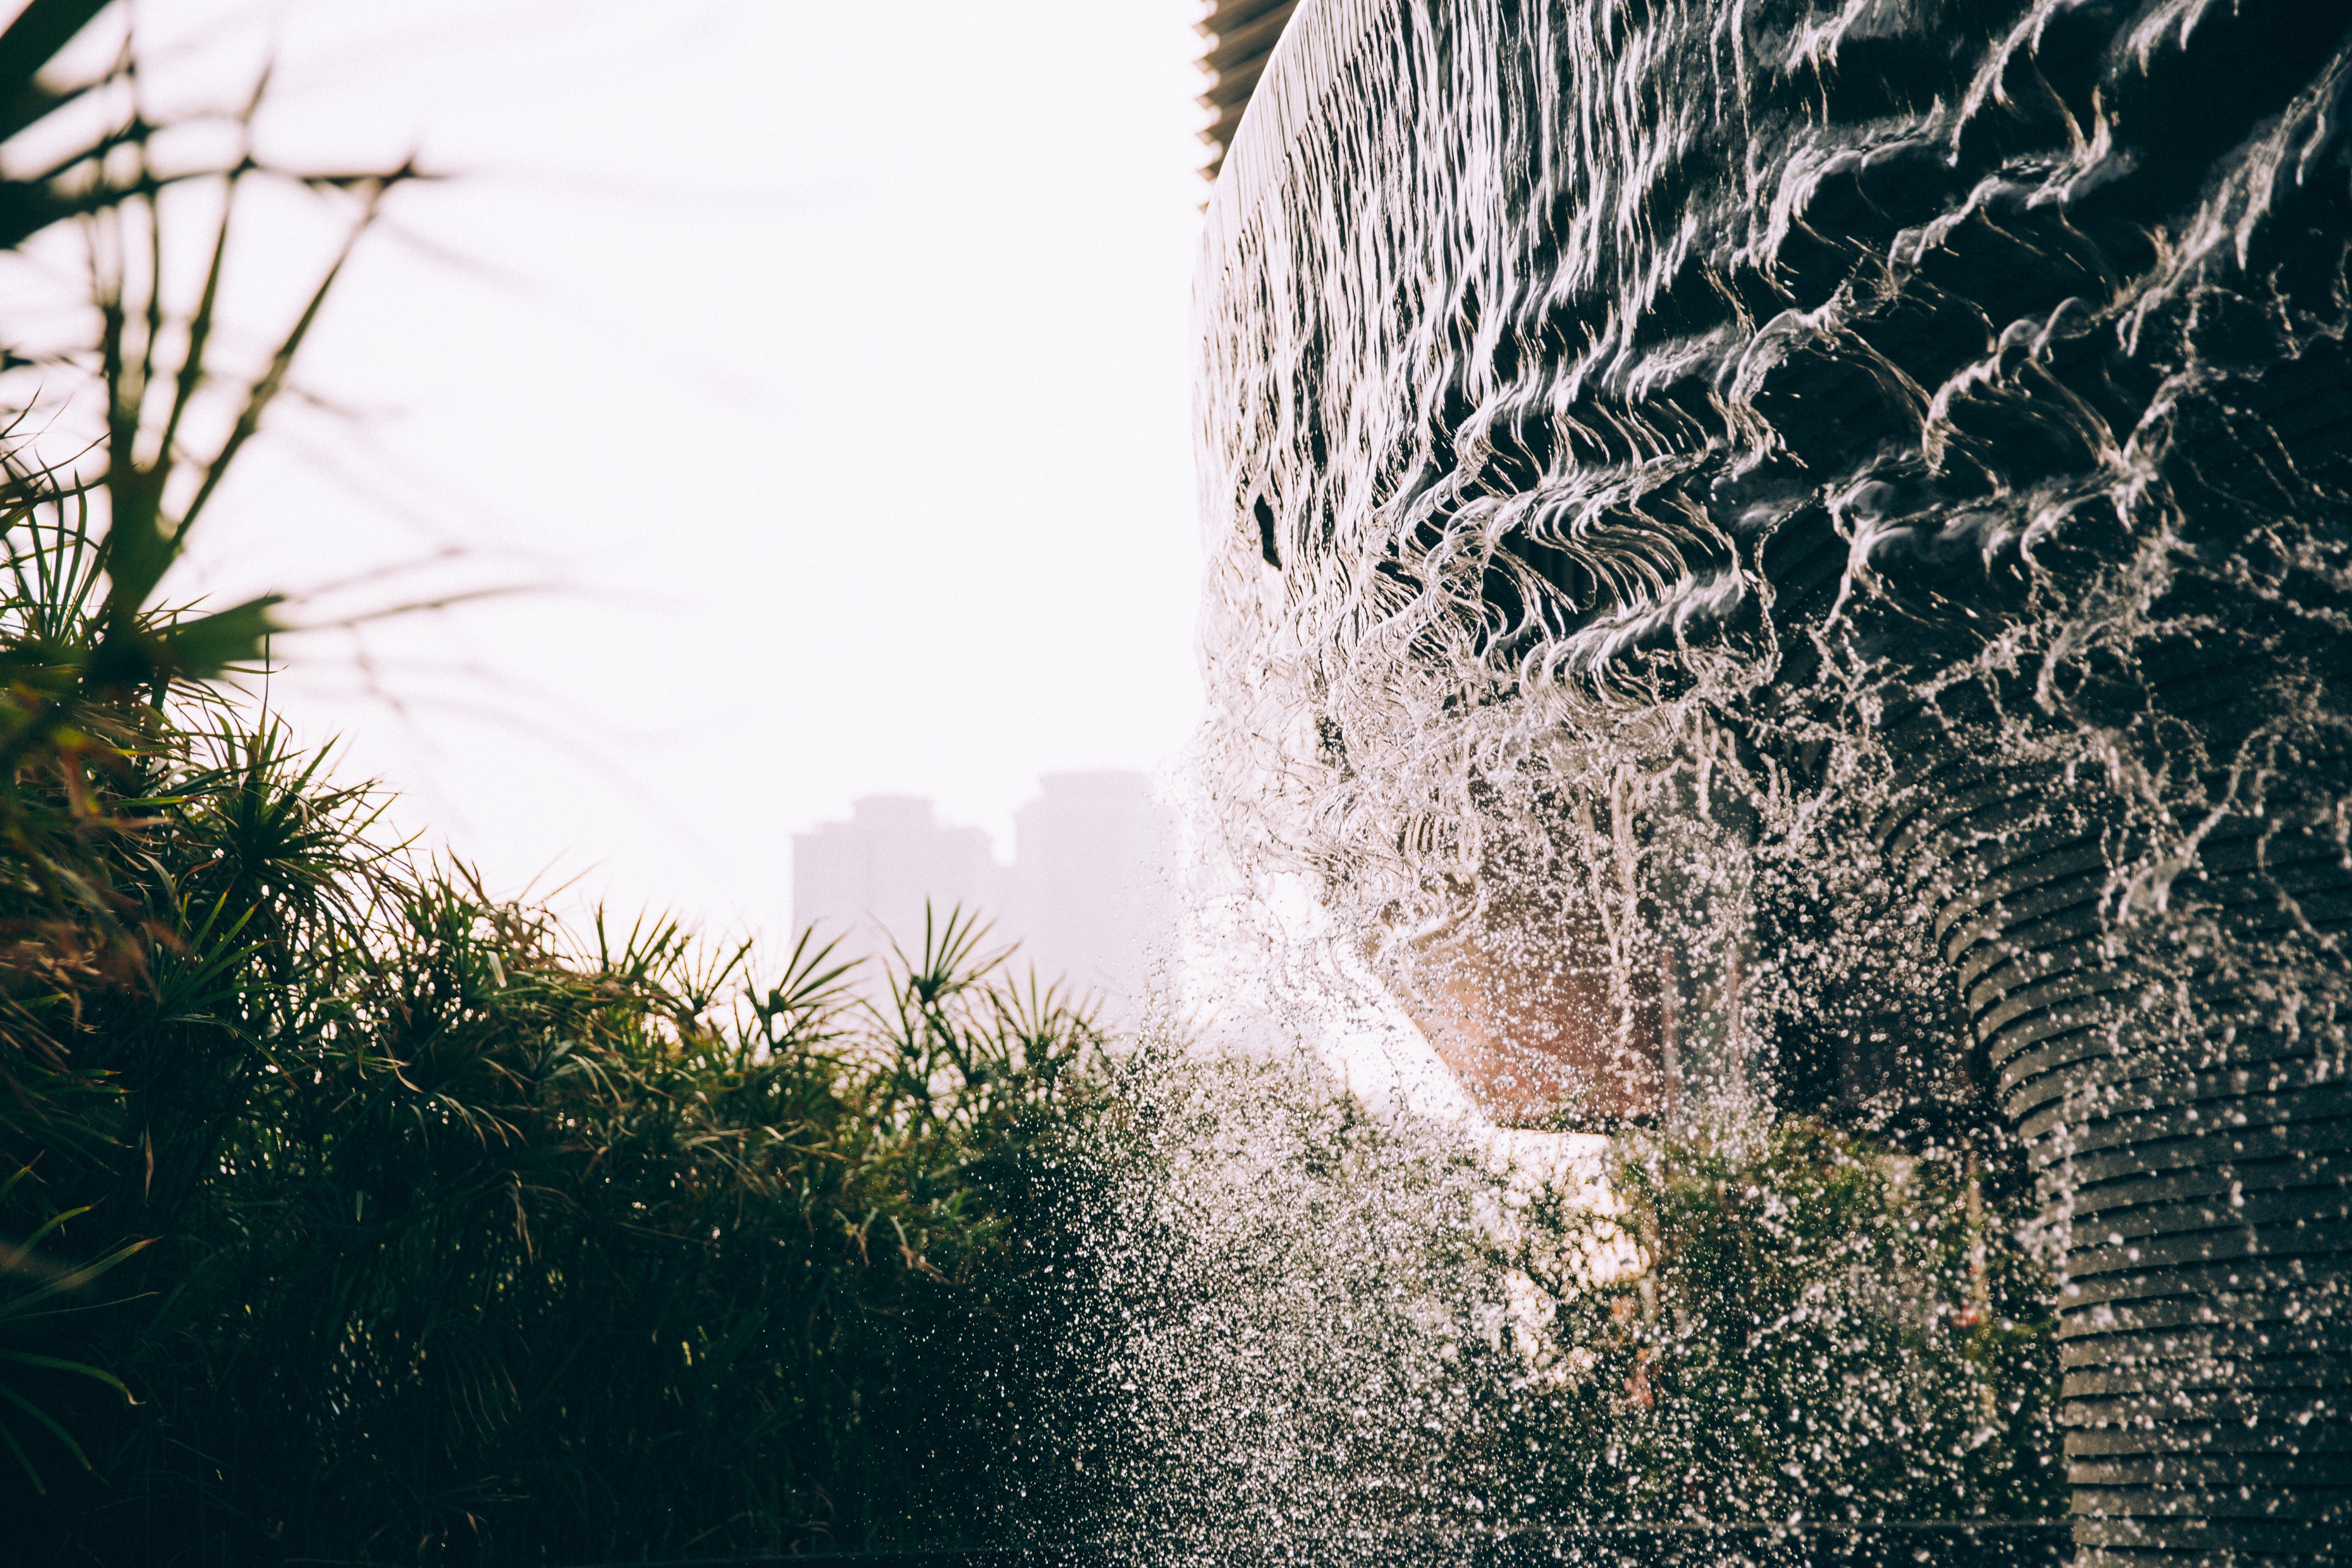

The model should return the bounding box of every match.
[1193,2,2352,1559]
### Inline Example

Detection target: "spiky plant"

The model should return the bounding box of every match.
[0,0,419,1507]
[0,10,1134,1561]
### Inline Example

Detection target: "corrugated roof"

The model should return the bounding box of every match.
[1197,0,1299,181]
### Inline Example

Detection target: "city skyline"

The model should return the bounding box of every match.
[791,772,1178,1014]
[126,0,1212,948]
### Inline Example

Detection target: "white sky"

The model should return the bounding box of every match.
[110,0,1213,946]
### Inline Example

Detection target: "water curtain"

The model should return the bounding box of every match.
[1196,2,2352,1561]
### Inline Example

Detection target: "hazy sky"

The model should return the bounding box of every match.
[124,0,1212,944]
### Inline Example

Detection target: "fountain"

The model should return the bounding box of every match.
[1194,2,2351,1563]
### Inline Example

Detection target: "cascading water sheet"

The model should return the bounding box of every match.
[1194,0,2352,1558]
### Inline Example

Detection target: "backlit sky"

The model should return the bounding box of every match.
[127,0,1212,944]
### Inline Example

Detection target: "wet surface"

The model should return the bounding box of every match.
[1190,1,2352,1556]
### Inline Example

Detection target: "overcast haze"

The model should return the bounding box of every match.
[129,0,1210,943]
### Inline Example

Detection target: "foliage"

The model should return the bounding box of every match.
[0,0,417,1530]
[5,703,1111,1562]
[0,0,413,1150]
[1514,1117,2065,1525]
[1058,1064,2063,1546]
[0,12,1111,1558]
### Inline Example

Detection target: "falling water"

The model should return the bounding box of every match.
[1165,0,2351,1561]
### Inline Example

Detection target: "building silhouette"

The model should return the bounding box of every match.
[789,795,1000,973]
[1007,772,1176,1013]
[791,775,1176,1015]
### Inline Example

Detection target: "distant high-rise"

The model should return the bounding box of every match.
[790,795,1000,972]
[1197,0,1300,181]
[1008,772,1177,1014]
[791,776,1177,1015]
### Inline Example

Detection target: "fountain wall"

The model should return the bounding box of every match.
[1195,1,2352,1559]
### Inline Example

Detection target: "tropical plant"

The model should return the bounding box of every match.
[8,713,1115,1561]
[0,0,421,1512]
[0,6,1106,1558]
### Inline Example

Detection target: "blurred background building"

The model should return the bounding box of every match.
[1008,772,1177,1010]
[783,0,1310,1009]
[792,773,1177,1016]
[789,797,1001,971]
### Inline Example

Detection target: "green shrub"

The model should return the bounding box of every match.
[4,705,1113,1561]
[1512,1117,2064,1524]
[1054,1062,2063,1544]
[0,9,1113,1555]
